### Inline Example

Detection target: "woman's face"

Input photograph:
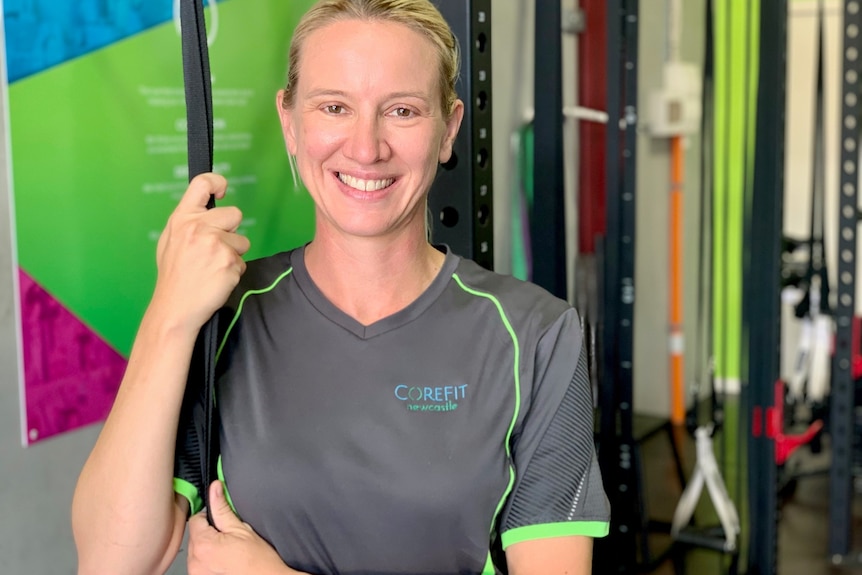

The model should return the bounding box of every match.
[278,19,463,242]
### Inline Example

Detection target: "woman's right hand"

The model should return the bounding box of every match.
[150,173,251,334]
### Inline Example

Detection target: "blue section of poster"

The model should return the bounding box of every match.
[3,0,224,83]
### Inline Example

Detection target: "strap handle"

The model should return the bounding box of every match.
[180,0,219,527]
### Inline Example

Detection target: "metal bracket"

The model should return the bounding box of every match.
[563,7,586,34]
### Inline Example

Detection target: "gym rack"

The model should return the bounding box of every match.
[594,0,641,572]
[431,0,494,270]
[743,0,788,573]
[828,0,862,564]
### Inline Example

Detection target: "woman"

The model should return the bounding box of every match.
[71,1,609,574]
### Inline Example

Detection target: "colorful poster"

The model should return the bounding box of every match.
[4,0,316,445]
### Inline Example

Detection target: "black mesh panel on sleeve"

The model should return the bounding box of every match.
[173,323,213,515]
[502,340,597,530]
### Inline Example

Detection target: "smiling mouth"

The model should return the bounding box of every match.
[337,172,395,192]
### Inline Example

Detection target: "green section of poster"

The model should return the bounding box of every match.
[10,0,316,357]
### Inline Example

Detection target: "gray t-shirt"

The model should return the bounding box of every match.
[175,245,609,575]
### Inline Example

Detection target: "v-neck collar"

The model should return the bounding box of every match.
[290,244,458,340]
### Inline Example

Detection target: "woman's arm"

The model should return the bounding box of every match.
[72,313,199,575]
[505,536,593,575]
[71,174,249,575]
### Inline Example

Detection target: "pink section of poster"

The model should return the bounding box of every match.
[19,269,127,444]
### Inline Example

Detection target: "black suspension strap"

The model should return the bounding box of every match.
[688,0,715,435]
[180,0,219,527]
[808,0,830,317]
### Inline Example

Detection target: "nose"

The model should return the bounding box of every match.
[343,113,390,164]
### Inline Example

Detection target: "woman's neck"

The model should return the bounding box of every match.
[303,230,445,326]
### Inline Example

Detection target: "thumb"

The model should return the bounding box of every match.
[208,480,242,531]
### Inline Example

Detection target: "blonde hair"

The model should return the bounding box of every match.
[281,0,461,118]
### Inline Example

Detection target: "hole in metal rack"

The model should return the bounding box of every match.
[843,228,854,240]
[440,206,459,228]
[842,294,853,306]
[845,160,856,174]
[847,70,859,84]
[850,1,859,15]
[849,47,859,61]
[844,182,855,196]
[852,24,860,38]
[844,271,854,284]
[441,151,458,170]
[476,148,489,168]
[846,137,857,151]
[477,204,490,226]
[844,205,855,218]
[848,92,858,107]
[844,249,854,262]
[475,91,488,111]
[846,115,857,129]
[475,32,487,53]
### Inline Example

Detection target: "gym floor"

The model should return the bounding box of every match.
[636,406,862,575]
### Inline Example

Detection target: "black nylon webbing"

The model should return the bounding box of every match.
[180,0,219,528]
[690,0,714,434]
[181,0,214,188]
[810,0,829,312]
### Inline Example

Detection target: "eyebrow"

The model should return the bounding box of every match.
[304,89,432,103]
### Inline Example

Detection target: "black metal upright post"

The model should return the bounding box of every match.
[531,0,567,299]
[828,0,862,562]
[594,0,639,572]
[595,0,622,567]
[431,0,494,270]
[745,1,787,574]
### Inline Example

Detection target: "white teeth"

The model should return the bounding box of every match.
[338,173,394,192]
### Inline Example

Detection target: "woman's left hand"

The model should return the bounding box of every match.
[188,481,300,575]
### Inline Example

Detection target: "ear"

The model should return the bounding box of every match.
[438,99,465,164]
[276,89,298,156]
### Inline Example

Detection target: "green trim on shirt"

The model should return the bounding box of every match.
[217,267,294,362]
[501,521,611,549]
[480,553,496,575]
[452,273,522,575]
[217,455,239,516]
[173,477,203,515]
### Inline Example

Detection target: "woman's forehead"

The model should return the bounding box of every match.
[297,19,439,98]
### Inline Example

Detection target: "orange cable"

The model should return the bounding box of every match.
[670,135,685,425]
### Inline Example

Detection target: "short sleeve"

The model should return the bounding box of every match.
[499,308,610,549]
